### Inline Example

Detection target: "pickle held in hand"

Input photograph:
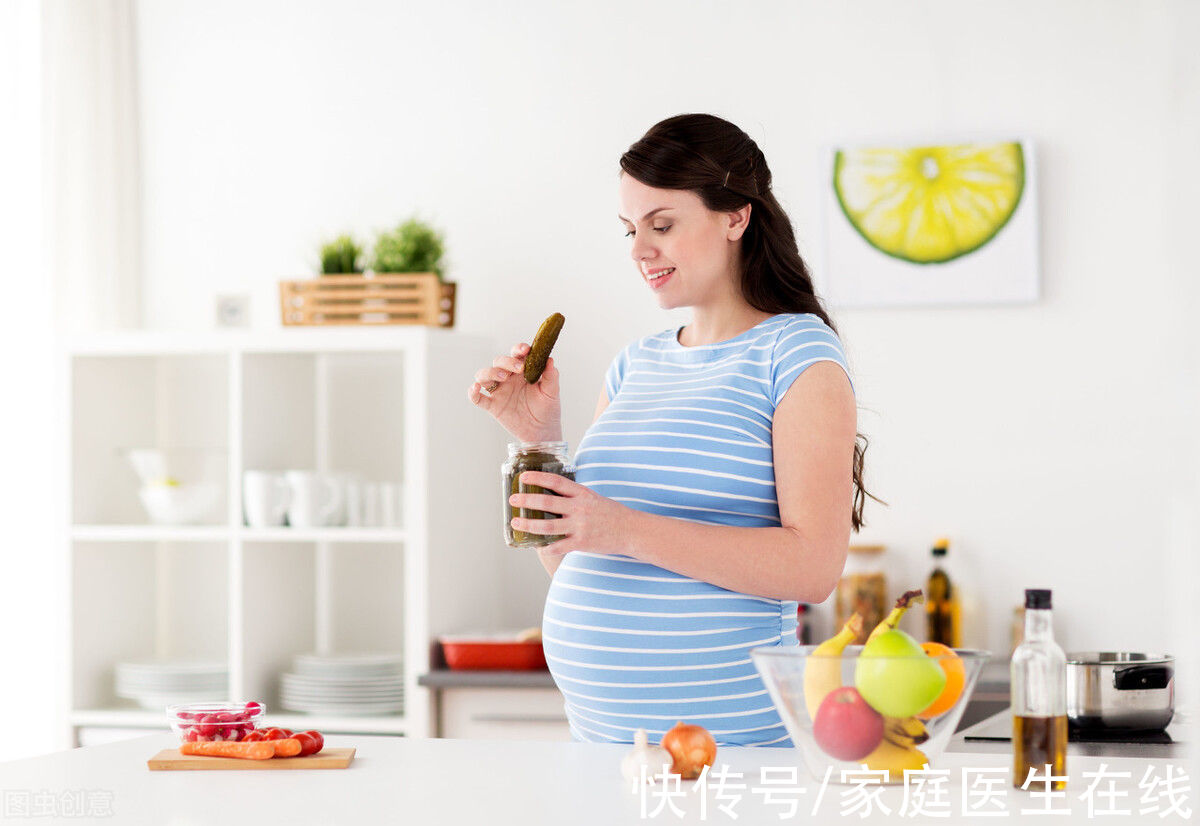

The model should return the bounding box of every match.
[483,312,565,394]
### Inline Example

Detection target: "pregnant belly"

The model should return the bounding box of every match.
[541,551,797,745]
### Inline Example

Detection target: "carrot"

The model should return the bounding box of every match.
[180,740,275,760]
[272,738,302,758]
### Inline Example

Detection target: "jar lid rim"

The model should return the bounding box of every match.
[508,440,569,452]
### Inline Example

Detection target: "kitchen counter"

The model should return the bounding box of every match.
[1,732,1192,824]
[413,657,1009,695]
[414,655,1011,695]
[418,668,556,688]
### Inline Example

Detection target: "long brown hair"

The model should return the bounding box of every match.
[619,113,886,531]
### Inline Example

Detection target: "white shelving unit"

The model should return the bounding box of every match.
[64,328,508,746]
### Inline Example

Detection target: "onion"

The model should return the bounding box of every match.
[660,721,717,779]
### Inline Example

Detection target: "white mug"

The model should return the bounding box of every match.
[285,471,343,528]
[362,482,382,528]
[328,472,363,527]
[380,482,402,528]
[243,471,291,527]
[343,477,365,527]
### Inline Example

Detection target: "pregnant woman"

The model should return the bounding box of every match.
[467,113,881,747]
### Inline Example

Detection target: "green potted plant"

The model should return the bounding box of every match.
[370,217,446,279]
[282,218,455,328]
[318,234,365,275]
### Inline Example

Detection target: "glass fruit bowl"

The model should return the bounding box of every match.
[751,645,991,784]
[166,701,265,743]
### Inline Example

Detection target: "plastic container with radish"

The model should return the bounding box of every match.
[167,701,265,743]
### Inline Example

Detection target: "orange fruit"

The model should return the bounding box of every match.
[918,642,965,719]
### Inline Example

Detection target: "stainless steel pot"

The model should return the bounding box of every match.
[1066,652,1175,731]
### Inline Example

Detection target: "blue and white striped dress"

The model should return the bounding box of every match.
[542,313,856,747]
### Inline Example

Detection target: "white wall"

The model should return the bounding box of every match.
[131,0,1199,660]
[0,0,60,761]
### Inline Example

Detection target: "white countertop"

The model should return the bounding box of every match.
[0,733,1193,825]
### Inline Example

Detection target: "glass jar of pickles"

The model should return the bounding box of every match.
[834,544,888,645]
[501,441,575,549]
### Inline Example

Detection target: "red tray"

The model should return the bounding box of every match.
[440,636,546,671]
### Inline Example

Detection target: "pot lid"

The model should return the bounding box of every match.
[1066,651,1174,665]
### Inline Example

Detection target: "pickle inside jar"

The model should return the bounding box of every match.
[505,453,572,547]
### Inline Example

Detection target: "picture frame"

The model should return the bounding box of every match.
[818,138,1040,309]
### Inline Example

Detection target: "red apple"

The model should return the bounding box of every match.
[812,686,885,761]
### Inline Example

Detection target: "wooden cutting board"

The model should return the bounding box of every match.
[147,746,355,771]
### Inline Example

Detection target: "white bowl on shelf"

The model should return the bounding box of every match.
[125,447,224,486]
[138,483,221,525]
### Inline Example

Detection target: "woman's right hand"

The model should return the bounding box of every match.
[467,342,562,443]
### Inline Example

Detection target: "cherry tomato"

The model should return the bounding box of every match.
[242,730,267,742]
[292,731,324,757]
[261,727,293,741]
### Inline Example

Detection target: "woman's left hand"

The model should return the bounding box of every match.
[509,471,633,556]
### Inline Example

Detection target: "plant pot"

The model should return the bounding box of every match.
[279,272,455,327]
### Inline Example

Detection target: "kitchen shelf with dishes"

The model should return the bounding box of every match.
[64,328,508,746]
[70,526,408,543]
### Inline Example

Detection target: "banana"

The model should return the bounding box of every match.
[865,589,925,642]
[802,613,864,720]
[883,715,930,749]
[859,738,929,783]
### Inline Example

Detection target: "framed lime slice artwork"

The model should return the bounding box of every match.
[822,138,1039,309]
[834,143,1024,265]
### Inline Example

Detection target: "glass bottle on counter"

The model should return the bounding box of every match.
[1011,588,1067,790]
[925,538,961,647]
[796,604,813,644]
[1010,605,1026,657]
[501,441,575,549]
[835,545,887,645]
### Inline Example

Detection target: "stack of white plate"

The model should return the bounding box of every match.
[114,660,228,709]
[280,652,404,716]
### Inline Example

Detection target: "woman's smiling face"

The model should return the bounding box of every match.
[618,174,749,311]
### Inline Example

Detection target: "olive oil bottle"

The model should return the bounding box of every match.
[925,538,961,647]
[1011,589,1067,790]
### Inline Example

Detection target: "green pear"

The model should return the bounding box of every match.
[854,628,947,718]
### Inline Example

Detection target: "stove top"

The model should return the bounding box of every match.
[961,710,1181,745]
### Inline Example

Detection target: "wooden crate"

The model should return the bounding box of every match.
[279,273,456,327]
